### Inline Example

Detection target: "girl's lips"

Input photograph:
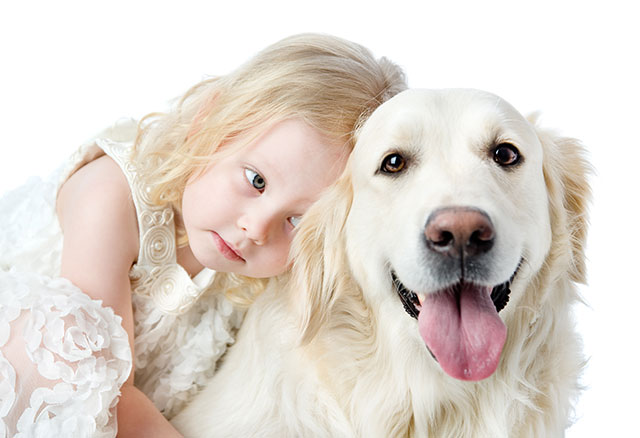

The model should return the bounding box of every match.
[211,231,245,262]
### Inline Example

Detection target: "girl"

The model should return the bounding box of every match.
[0,34,407,437]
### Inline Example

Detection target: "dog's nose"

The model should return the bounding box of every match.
[425,207,495,258]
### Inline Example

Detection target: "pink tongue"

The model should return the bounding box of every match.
[418,283,507,381]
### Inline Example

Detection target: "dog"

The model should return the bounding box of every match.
[171,89,591,437]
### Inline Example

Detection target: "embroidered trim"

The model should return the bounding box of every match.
[97,139,209,314]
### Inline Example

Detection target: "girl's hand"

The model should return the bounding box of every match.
[117,385,184,438]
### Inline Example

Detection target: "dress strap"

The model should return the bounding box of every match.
[96,139,178,268]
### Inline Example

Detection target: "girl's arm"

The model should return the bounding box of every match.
[57,155,183,438]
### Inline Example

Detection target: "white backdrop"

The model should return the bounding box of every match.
[1,1,637,435]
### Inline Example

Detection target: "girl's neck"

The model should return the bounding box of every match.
[176,244,205,278]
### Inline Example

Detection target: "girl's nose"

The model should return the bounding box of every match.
[238,212,272,245]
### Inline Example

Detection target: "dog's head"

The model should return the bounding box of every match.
[291,89,590,381]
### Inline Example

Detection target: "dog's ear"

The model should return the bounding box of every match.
[533,117,592,284]
[289,169,354,344]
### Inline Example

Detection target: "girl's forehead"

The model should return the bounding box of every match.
[241,119,342,162]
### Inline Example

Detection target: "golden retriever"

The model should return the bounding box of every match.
[172,89,591,437]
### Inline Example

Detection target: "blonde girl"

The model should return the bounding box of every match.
[0,33,406,437]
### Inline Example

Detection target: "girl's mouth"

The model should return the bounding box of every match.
[211,231,245,262]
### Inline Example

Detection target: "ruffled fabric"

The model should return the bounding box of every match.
[0,270,132,438]
[0,173,63,276]
[132,290,243,419]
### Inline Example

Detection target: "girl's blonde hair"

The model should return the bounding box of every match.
[131,33,407,305]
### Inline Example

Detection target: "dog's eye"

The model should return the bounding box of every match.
[380,153,406,174]
[493,143,520,166]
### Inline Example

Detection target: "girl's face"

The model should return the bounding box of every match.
[181,119,349,278]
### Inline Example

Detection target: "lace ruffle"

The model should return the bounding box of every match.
[0,270,132,438]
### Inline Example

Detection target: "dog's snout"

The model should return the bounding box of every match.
[425,207,495,258]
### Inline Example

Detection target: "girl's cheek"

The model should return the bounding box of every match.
[270,243,290,273]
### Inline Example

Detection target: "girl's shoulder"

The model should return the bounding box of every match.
[57,154,140,265]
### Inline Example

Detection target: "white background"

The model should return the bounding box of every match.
[1,1,637,435]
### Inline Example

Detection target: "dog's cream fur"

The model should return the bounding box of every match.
[172,89,591,437]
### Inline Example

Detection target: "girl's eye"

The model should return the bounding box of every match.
[288,216,302,228]
[245,169,266,191]
[493,143,521,166]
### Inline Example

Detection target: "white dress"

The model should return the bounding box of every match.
[0,120,243,438]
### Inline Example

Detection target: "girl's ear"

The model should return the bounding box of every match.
[290,170,354,344]
[533,118,592,284]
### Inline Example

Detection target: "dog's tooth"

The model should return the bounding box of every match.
[417,293,426,304]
